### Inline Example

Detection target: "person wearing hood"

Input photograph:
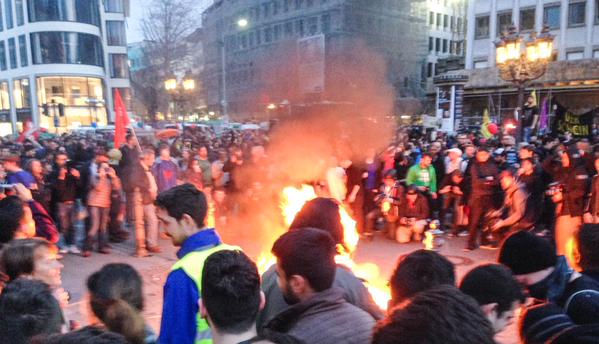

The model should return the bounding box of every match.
[499,231,599,325]
[542,145,590,264]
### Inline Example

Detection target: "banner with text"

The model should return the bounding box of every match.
[552,102,594,138]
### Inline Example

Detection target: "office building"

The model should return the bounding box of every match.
[0,0,131,135]
[201,0,428,119]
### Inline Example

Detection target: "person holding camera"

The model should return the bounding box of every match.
[83,162,121,257]
[543,145,590,264]
[48,152,81,254]
[396,186,430,243]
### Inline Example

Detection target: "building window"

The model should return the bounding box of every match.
[443,14,448,29]
[475,15,489,39]
[13,78,31,109]
[295,0,303,10]
[427,62,433,77]
[0,41,5,70]
[0,81,9,110]
[435,37,441,52]
[284,0,290,12]
[436,13,442,28]
[593,49,599,58]
[18,35,27,67]
[474,60,488,69]
[520,8,535,31]
[429,11,434,25]
[296,19,304,36]
[308,16,317,35]
[104,0,124,13]
[28,0,101,26]
[450,16,455,30]
[264,27,272,42]
[442,39,448,53]
[272,0,279,15]
[5,0,13,29]
[106,21,126,46]
[0,3,4,31]
[568,2,586,27]
[273,24,281,40]
[16,0,24,26]
[31,32,104,67]
[429,36,433,51]
[457,17,462,33]
[544,5,560,29]
[566,50,584,60]
[321,14,330,33]
[262,2,270,18]
[8,38,16,69]
[37,76,107,128]
[497,12,512,35]
[284,21,293,36]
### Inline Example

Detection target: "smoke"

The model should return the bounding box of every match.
[220,38,396,256]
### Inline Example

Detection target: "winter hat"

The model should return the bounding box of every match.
[498,231,557,275]
[107,148,122,165]
[520,303,575,344]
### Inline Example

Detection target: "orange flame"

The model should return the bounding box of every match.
[257,184,391,310]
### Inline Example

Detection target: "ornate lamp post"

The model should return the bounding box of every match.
[164,71,196,122]
[495,24,554,141]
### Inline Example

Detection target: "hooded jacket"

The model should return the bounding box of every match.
[543,149,590,217]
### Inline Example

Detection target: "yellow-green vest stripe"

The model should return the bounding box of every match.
[171,243,241,344]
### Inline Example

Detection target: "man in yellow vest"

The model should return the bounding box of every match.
[155,184,239,344]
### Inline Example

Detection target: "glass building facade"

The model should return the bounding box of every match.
[27,0,101,26]
[31,32,104,66]
[0,0,130,135]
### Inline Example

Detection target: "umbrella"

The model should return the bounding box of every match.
[156,129,180,139]
[241,124,260,130]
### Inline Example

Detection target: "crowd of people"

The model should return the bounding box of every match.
[0,122,598,344]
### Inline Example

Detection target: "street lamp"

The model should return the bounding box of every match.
[495,24,554,142]
[164,71,196,122]
[221,18,249,122]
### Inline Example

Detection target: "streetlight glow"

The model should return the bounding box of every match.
[267,103,277,110]
[237,18,248,28]
[164,78,177,91]
[183,78,195,91]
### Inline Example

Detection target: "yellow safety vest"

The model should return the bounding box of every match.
[171,243,241,344]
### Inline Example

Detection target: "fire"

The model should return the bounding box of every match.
[257,184,391,311]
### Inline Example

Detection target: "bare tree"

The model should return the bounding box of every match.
[140,0,198,75]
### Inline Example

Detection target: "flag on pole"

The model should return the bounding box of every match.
[538,97,549,133]
[481,108,493,139]
[113,89,130,149]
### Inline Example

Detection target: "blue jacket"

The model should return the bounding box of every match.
[8,170,37,189]
[159,229,222,344]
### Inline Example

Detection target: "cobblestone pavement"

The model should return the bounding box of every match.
[61,231,517,343]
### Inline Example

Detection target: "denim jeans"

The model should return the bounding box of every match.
[57,202,76,246]
[85,206,110,251]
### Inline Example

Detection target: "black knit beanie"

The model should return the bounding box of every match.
[498,231,557,275]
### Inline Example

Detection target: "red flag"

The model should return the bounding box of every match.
[113,89,130,148]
